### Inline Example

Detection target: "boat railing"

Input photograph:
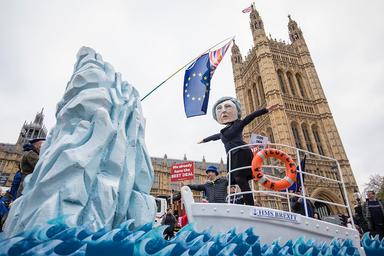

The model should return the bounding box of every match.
[226,143,355,228]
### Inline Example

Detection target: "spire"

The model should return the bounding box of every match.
[250,3,260,18]
[16,109,47,146]
[288,15,304,43]
[230,40,243,80]
[231,40,242,64]
[183,154,187,160]
[250,5,266,43]
[33,107,45,125]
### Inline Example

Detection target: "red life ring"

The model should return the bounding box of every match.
[252,148,297,191]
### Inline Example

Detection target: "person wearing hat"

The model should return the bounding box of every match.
[16,137,45,197]
[186,165,228,203]
[198,96,278,206]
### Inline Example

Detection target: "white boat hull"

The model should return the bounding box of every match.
[181,186,365,255]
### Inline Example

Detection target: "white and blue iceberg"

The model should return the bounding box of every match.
[4,47,156,237]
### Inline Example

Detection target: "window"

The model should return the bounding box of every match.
[314,202,330,219]
[302,124,313,152]
[267,127,275,143]
[170,183,179,191]
[291,123,303,149]
[153,173,160,189]
[252,83,260,106]
[312,126,325,155]
[277,70,287,94]
[296,73,306,98]
[247,89,254,112]
[257,77,265,104]
[281,202,289,211]
[287,72,296,96]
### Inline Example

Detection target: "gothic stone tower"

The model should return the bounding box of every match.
[16,108,47,146]
[0,109,47,187]
[231,7,358,216]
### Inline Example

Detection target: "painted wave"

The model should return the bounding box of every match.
[0,217,383,256]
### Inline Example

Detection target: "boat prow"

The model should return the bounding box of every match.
[181,186,364,255]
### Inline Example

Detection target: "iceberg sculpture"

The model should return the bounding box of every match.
[4,47,156,237]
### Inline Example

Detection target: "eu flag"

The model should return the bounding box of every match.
[183,40,232,118]
[183,53,211,118]
[285,154,307,192]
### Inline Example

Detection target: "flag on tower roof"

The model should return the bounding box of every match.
[183,40,232,118]
[242,5,253,13]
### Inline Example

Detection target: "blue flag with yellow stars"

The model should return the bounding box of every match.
[183,40,232,118]
[183,53,211,118]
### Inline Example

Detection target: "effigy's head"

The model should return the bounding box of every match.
[212,96,241,124]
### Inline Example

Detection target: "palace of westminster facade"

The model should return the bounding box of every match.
[0,7,358,218]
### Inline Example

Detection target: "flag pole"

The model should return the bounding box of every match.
[140,36,235,102]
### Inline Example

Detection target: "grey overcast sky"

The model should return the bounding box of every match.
[0,1,383,191]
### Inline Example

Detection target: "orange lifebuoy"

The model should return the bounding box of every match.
[252,148,297,191]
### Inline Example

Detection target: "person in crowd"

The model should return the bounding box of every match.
[9,170,22,200]
[186,165,228,203]
[290,191,314,218]
[17,138,45,197]
[228,185,244,204]
[354,202,368,234]
[0,191,13,231]
[362,190,384,239]
[198,96,278,206]
[161,208,177,240]
[0,169,22,231]
[338,213,349,227]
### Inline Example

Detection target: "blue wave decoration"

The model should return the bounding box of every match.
[0,218,382,256]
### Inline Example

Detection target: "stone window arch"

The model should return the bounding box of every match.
[301,123,313,152]
[247,89,255,112]
[277,69,287,94]
[252,83,260,106]
[312,125,325,155]
[257,77,265,104]
[295,73,306,98]
[291,122,303,149]
[286,71,297,96]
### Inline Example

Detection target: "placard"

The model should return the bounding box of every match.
[170,161,194,182]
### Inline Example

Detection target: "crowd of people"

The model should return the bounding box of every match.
[354,190,384,239]
[0,138,45,231]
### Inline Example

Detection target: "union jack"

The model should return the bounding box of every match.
[209,40,232,77]
[242,5,253,13]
